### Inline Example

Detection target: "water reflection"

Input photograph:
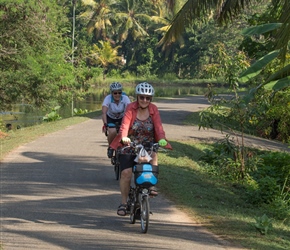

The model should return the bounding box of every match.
[1,85,206,129]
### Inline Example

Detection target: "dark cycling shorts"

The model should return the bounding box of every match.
[107,115,122,127]
[119,154,136,172]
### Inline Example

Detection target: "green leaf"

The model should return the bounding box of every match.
[238,50,280,83]
[264,76,290,91]
[242,87,258,104]
[266,63,290,82]
[241,23,283,36]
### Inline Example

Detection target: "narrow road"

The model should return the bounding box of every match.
[2,95,287,250]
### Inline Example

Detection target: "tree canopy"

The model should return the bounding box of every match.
[1,0,289,113]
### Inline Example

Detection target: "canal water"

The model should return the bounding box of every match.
[1,85,207,130]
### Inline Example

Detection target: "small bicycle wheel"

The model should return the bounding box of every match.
[140,196,150,233]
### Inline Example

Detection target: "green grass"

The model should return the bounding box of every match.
[158,141,290,250]
[177,105,290,249]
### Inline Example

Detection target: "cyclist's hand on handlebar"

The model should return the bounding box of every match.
[158,139,167,147]
[121,137,131,144]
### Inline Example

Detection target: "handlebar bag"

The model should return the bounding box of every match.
[133,164,159,187]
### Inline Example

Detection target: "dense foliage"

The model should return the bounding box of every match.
[0,0,256,111]
[199,137,290,222]
[1,0,290,143]
[1,1,73,110]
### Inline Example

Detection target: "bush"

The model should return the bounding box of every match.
[43,106,62,122]
[246,175,280,204]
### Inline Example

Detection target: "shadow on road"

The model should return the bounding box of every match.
[1,146,239,249]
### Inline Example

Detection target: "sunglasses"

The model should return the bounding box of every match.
[113,91,122,95]
[139,95,152,101]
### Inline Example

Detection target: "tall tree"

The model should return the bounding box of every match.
[89,41,122,79]
[112,0,152,43]
[80,0,114,41]
[0,1,75,110]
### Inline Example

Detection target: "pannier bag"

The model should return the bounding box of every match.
[133,164,159,187]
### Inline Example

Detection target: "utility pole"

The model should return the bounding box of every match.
[71,0,76,117]
[72,0,76,65]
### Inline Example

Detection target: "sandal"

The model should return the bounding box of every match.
[149,187,158,197]
[117,204,127,216]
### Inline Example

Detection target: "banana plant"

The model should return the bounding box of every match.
[238,23,290,102]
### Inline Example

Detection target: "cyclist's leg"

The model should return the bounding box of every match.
[149,152,158,196]
[117,154,135,215]
[106,117,117,158]
[107,127,117,144]
[150,151,157,166]
[106,117,122,144]
[120,168,132,204]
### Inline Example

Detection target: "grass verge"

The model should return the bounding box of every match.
[157,141,290,250]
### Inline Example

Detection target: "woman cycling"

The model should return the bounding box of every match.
[102,82,131,158]
[109,82,172,216]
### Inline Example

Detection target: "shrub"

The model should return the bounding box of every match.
[43,106,62,122]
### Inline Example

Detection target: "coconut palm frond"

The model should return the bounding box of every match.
[151,16,169,25]
[81,0,96,7]
[86,11,99,34]
[159,0,255,49]
[158,0,203,49]
[216,0,253,24]
[275,2,290,63]
[155,24,171,34]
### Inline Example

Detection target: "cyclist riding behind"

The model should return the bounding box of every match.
[102,82,131,158]
[109,82,172,216]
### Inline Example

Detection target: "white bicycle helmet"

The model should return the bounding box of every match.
[110,82,122,92]
[135,82,155,96]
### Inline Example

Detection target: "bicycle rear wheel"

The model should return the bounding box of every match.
[140,195,149,233]
[113,151,120,180]
[114,162,120,180]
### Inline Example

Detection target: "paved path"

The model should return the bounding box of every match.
[1,96,288,250]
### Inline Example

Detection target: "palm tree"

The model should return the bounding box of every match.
[159,0,290,60]
[109,0,166,67]
[158,0,290,92]
[80,0,113,40]
[89,41,122,79]
[111,0,152,43]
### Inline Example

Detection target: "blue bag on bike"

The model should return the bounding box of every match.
[133,164,159,188]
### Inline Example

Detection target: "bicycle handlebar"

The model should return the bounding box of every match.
[120,142,160,154]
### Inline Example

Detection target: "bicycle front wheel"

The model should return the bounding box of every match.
[129,207,136,224]
[140,195,149,233]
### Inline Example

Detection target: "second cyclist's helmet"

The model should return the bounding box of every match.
[135,82,155,96]
[110,82,122,92]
